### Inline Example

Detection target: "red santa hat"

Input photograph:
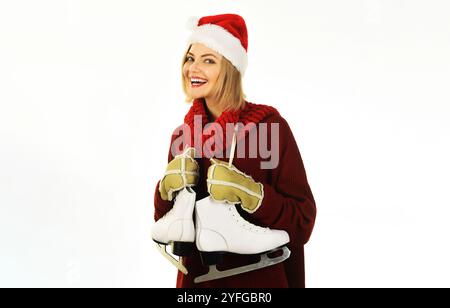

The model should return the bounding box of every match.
[186,14,248,76]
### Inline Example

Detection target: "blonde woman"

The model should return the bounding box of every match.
[153,14,316,288]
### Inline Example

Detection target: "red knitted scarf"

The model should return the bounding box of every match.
[183,98,279,159]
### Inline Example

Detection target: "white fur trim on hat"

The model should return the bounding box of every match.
[186,23,248,75]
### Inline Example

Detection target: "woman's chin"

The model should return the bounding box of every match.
[189,91,206,99]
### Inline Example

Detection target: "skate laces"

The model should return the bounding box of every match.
[228,205,269,233]
[221,126,267,233]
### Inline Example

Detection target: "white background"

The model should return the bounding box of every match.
[1,0,449,288]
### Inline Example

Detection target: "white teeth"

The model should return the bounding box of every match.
[191,78,207,83]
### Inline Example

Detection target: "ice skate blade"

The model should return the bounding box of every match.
[194,246,291,283]
[155,242,188,275]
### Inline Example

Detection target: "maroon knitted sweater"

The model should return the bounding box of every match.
[153,98,316,288]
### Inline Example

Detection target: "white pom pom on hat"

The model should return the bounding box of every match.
[185,16,199,30]
[185,14,248,76]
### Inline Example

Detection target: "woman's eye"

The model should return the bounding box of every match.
[185,57,215,64]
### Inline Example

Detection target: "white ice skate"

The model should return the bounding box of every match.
[194,196,291,283]
[151,187,196,274]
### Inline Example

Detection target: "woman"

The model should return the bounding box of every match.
[153,14,316,288]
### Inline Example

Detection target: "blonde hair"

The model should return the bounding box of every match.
[181,45,246,111]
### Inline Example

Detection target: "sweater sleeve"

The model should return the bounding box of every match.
[153,130,180,222]
[251,116,317,245]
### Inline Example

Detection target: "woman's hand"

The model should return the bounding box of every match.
[159,147,199,201]
[207,158,264,213]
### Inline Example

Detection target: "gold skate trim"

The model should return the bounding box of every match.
[155,243,188,275]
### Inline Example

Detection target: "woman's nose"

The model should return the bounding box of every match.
[189,60,202,73]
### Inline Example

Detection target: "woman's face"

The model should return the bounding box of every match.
[183,43,223,101]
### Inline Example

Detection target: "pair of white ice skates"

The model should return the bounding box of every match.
[151,186,291,283]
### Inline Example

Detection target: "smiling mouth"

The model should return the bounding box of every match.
[190,77,208,88]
